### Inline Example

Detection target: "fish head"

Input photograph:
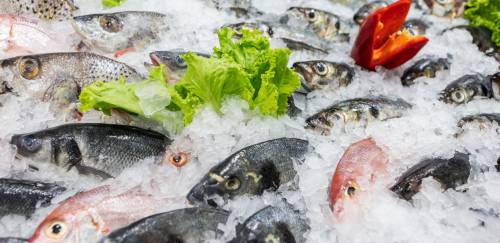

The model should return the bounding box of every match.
[293,61,353,91]
[223,22,274,38]
[353,1,388,25]
[29,213,79,243]
[439,75,485,104]
[285,7,330,28]
[149,50,187,81]
[423,0,465,17]
[0,55,55,95]
[10,131,52,162]
[328,138,388,218]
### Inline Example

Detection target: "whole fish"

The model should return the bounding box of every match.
[456,113,500,135]
[0,178,66,217]
[0,52,142,105]
[439,74,492,104]
[73,12,168,54]
[353,1,388,25]
[0,238,27,243]
[401,57,450,86]
[29,185,179,243]
[229,201,309,243]
[293,60,354,92]
[0,0,77,21]
[305,97,412,134]
[443,25,499,62]
[11,123,172,179]
[148,50,210,81]
[403,19,429,36]
[187,138,309,208]
[329,138,388,218]
[420,0,466,17]
[282,7,350,42]
[390,152,470,201]
[100,207,229,243]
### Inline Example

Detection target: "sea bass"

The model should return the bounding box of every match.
[229,201,309,243]
[73,12,168,54]
[0,178,66,217]
[390,152,470,201]
[11,124,172,179]
[0,0,77,21]
[329,138,388,218]
[100,207,229,243]
[29,185,179,243]
[187,138,309,208]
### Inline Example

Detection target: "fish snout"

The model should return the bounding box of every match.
[292,62,313,93]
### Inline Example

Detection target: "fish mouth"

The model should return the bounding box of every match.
[149,52,162,66]
[292,63,313,94]
[186,183,223,208]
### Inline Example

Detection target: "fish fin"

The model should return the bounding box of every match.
[114,47,136,58]
[43,79,81,103]
[74,165,113,179]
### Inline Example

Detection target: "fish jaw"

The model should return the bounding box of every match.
[328,138,388,219]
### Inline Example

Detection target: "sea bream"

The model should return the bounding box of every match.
[187,138,309,208]
[390,152,471,201]
[229,201,310,243]
[0,178,66,217]
[0,0,77,21]
[305,97,412,134]
[10,123,172,179]
[73,11,168,54]
[293,60,354,92]
[29,184,179,243]
[100,207,229,243]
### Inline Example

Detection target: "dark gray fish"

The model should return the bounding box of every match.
[10,124,172,179]
[353,1,388,25]
[187,138,309,207]
[443,26,499,62]
[229,201,309,243]
[421,0,466,17]
[401,57,450,86]
[390,152,471,201]
[73,11,168,53]
[0,238,28,243]
[282,7,350,42]
[99,207,229,243]
[305,97,412,134]
[403,19,429,36]
[439,74,492,104]
[0,178,65,217]
[293,61,354,92]
[0,0,77,21]
[148,50,210,81]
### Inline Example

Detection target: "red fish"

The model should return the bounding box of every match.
[328,138,388,219]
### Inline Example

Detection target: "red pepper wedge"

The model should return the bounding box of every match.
[351,0,429,70]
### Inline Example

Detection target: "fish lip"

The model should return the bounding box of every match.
[292,63,312,93]
[149,52,162,66]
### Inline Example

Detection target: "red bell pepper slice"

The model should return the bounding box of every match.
[351,0,429,70]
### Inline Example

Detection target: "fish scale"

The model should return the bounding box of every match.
[0,0,77,21]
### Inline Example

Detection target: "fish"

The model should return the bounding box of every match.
[305,97,412,134]
[292,60,354,92]
[456,113,500,135]
[223,22,331,53]
[390,152,471,201]
[439,74,492,105]
[0,52,142,107]
[0,15,69,57]
[208,0,263,18]
[148,50,210,81]
[281,7,350,42]
[353,1,388,25]
[0,178,66,217]
[187,138,309,208]
[73,11,168,54]
[10,123,172,179]
[420,0,466,17]
[0,0,77,21]
[29,184,179,243]
[329,138,388,218]
[403,19,429,36]
[99,207,229,243]
[229,201,309,243]
[443,26,499,62]
[0,238,28,243]
[400,57,450,86]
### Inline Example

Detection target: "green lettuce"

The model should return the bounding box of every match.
[464,0,500,47]
[102,0,127,8]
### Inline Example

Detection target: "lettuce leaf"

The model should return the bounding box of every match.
[464,0,500,47]
[102,0,127,8]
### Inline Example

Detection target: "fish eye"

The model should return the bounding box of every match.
[224,177,241,191]
[451,89,467,103]
[267,27,274,37]
[423,67,435,78]
[344,181,359,198]
[306,10,318,22]
[167,152,188,167]
[313,62,328,76]
[99,15,122,33]
[44,220,69,240]
[21,135,42,152]
[18,58,41,80]
[175,55,186,67]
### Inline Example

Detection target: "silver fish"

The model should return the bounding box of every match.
[282,7,350,42]
[293,60,354,92]
[401,57,450,86]
[420,0,466,17]
[100,207,229,243]
[73,11,168,53]
[10,123,172,178]
[229,201,309,243]
[439,74,492,104]
[456,113,500,135]
[353,1,388,25]
[0,0,77,21]
[305,97,412,134]
[187,138,309,208]
[148,50,210,81]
